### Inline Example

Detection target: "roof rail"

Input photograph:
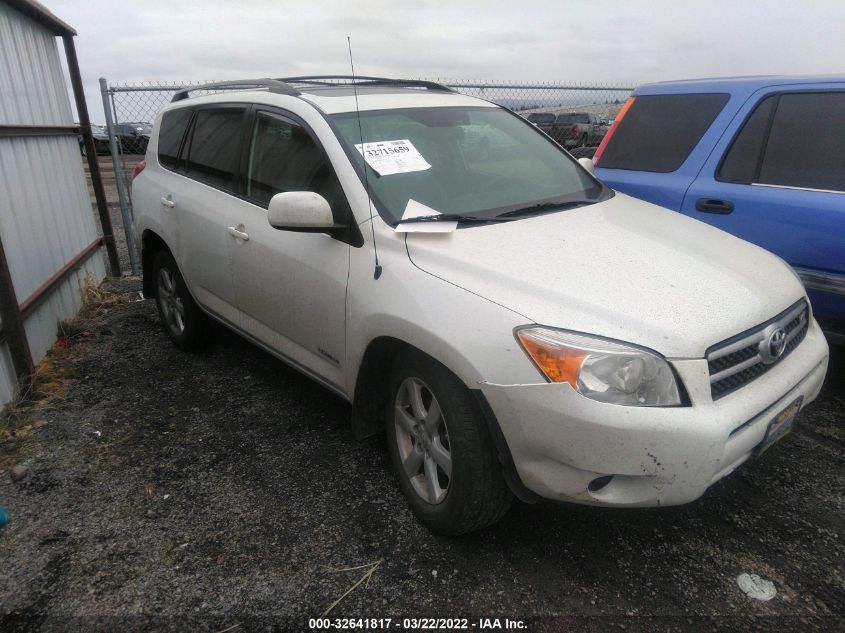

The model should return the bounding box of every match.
[278,76,455,93]
[171,79,300,102]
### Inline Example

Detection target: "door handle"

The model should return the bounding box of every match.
[160,196,175,208]
[695,198,734,214]
[227,225,249,241]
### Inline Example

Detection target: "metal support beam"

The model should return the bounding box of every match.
[99,77,140,274]
[18,238,103,318]
[0,233,35,387]
[62,35,122,277]
[0,125,78,137]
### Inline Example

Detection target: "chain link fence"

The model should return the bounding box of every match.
[98,78,634,270]
[103,78,634,122]
[103,79,634,140]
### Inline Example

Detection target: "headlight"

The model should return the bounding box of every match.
[516,327,682,406]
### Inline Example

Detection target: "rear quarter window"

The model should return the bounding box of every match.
[717,96,776,184]
[599,93,729,172]
[157,109,192,171]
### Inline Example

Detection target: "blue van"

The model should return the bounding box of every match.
[594,76,845,343]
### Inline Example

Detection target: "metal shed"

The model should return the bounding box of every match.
[0,0,119,406]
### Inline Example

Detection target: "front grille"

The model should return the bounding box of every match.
[707,301,809,400]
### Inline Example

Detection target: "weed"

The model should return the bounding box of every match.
[1,275,129,452]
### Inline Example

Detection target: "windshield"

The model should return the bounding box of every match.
[331,106,607,225]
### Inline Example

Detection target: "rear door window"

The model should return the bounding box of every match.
[598,93,729,172]
[757,92,845,192]
[157,109,193,171]
[183,107,246,191]
[718,91,845,192]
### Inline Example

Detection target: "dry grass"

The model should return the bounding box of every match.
[322,560,383,616]
[81,275,131,311]
[0,276,130,459]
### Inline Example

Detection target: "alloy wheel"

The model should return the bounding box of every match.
[157,267,186,337]
[394,377,452,504]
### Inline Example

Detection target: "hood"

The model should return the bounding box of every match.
[406,193,805,358]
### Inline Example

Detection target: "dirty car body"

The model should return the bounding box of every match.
[131,77,829,533]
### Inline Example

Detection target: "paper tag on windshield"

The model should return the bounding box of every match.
[395,199,455,232]
[355,139,431,176]
[395,221,457,233]
[400,199,441,222]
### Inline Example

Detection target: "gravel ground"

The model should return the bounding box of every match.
[0,278,843,633]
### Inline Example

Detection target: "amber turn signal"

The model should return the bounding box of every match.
[517,330,587,387]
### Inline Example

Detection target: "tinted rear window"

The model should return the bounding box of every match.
[557,113,589,124]
[599,93,729,172]
[157,109,192,171]
[758,92,845,192]
[183,108,245,190]
[528,113,555,124]
[718,95,776,184]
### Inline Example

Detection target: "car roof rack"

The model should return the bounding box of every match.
[278,75,456,93]
[170,76,456,103]
[171,79,301,102]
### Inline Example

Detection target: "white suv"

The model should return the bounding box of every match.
[132,76,829,534]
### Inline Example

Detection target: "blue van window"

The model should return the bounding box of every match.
[758,92,845,192]
[718,96,777,184]
[598,94,729,173]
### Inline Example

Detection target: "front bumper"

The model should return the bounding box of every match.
[481,318,829,506]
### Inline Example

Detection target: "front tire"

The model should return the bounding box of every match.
[152,251,209,350]
[386,351,512,535]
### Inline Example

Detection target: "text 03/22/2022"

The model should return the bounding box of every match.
[308,617,527,630]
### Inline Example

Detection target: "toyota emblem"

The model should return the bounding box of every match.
[760,327,787,364]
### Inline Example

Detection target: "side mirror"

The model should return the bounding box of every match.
[267,191,344,235]
[577,157,595,175]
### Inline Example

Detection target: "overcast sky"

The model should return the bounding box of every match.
[46,0,845,123]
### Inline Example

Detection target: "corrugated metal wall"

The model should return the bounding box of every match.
[0,2,105,406]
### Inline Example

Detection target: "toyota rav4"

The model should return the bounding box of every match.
[132,76,829,534]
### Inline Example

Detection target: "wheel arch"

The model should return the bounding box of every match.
[351,333,481,439]
[350,335,539,503]
[350,335,416,440]
[141,229,173,299]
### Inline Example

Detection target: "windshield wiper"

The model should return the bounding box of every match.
[395,200,595,226]
[396,213,504,225]
[495,199,596,219]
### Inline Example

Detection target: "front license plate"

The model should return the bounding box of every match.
[757,396,803,456]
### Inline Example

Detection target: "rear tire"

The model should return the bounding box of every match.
[386,350,512,535]
[152,251,210,350]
